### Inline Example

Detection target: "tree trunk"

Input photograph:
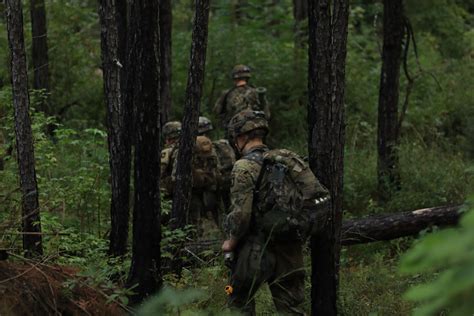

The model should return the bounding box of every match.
[99,0,131,257]
[29,0,49,113]
[377,0,404,203]
[171,0,210,228]
[126,0,162,304]
[159,0,172,125]
[293,0,308,48]
[341,205,461,245]
[185,205,462,252]
[307,0,349,315]
[6,0,43,257]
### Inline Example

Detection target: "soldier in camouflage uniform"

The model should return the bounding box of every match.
[160,121,182,197]
[198,116,236,212]
[222,110,305,315]
[213,65,271,133]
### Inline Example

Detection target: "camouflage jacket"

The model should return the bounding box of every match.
[224,145,268,241]
[160,143,178,195]
[213,85,270,129]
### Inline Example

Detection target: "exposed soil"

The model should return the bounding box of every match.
[0,260,127,316]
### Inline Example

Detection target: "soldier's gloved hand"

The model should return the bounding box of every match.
[224,252,235,268]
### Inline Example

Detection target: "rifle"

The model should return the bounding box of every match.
[256,87,267,108]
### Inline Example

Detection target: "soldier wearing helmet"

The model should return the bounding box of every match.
[198,116,214,136]
[161,121,182,196]
[198,115,237,214]
[213,65,271,133]
[222,110,305,315]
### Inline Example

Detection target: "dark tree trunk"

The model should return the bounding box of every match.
[293,0,308,48]
[99,0,131,258]
[29,0,49,113]
[126,0,162,304]
[6,0,43,257]
[307,0,349,315]
[159,0,172,125]
[341,205,461,245]
[171,0,210,228]
[234,0,247,24]
[377,0,404,203]
[185,205,462,252]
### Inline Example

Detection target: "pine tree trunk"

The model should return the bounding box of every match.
[293,0,307,48]
[160,0,172,125]
[126,0,162,304]
[307,0,349,314]
[377,0,404,203]
[99,0,131,257]
[171,0,210,228]
[341,205,461,245]
[29,0,49,113]
[6,0,43,257]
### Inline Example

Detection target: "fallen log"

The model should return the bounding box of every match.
[185,205,462,251]
[340,205,461,246]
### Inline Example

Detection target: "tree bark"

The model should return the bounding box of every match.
[6,0,43,257]
[126,0,162,304]
[159,0,172,125]
[341,205,461,245]
[29,0,49,113]
[99,0,131,258]
[184,205,462,251]
[377,0,404,203]
[171,0,210,228]
[307,0,349,315]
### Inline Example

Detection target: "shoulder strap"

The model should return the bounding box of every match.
[242,150,264,165]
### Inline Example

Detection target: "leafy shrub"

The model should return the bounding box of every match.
[399,197,474,316]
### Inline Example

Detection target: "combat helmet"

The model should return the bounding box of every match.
[231,64,251,80]
[163,121,182,140]
[228,110,268,140]
[198,116,214,135]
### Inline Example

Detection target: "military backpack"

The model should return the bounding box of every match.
[192,135,220,189]
[252,149,330,241]
[213,139,236,190]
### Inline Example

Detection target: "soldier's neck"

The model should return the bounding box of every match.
[243,139,264,154]
[234,80,247,87]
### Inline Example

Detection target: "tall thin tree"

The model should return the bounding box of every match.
[6,0,43,257]
[29,0,49,113]
[160,0,172,125]
[126,0,162,304]
[293,0,308,48]
[307,0,349,314]
[99,0,131,257]
[377,0,404,203]
[171,0,210,228]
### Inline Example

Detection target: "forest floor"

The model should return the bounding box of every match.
[0,259,127,316]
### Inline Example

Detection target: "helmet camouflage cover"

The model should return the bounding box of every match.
[231,64,251,79]
[228,110,268,140]
[198,116,214,134]
[163,121,182,140]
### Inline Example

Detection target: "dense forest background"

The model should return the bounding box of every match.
[0,0,473,314]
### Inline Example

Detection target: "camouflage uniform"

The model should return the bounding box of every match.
[212,138,236,211]
[197,116,236,223]
[224,111,305,315]
[213,65,271,131]
[165,119,221,232]
[161,121,181,197]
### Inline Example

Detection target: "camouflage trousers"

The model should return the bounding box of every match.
[188,190,220,235]
[228,235,306,315]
